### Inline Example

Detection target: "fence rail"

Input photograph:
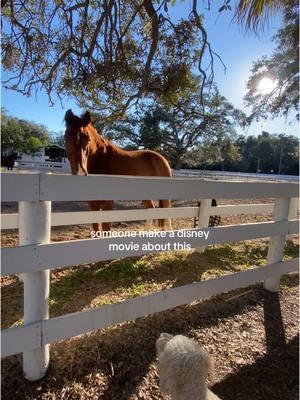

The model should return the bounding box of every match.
[2,257,298,359]
[1,204,275,230]
[2,221,298,276]
[14,162,298,182]
[16,160,70,171]
[1,171,299,381]
[2,172,298,202]
[173,169,299,182]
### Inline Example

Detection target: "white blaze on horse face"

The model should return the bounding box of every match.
[79,148,88,176]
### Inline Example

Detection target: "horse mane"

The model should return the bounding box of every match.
[85,120,128,156]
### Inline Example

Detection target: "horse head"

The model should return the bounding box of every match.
[64,109,92,176]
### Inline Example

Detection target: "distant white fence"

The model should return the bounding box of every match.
[15,159,70,171]
[173,169,299,182]
[14,160,299,182]
[1,172,299,382]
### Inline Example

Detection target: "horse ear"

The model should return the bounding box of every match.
[65,109,75,125]
[82,111,92,126]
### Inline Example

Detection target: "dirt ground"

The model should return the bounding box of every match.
[1,199,299,400]
[1,278,299,400]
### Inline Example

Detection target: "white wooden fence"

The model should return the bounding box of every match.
[15,159,70,171]
[13,159,299,182]
[1,172,299,381]
[173,169,299,182]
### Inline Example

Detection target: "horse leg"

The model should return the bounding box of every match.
[88,200,114,232]
[100,201,114,232]
[142,200,155,231]
[159,199,172,230]
[87,201,102,232]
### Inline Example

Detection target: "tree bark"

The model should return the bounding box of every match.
[174,158,182,170]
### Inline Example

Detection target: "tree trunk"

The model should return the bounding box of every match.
[174,158,182,170]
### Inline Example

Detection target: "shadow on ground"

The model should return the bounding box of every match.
[212,292,299,400]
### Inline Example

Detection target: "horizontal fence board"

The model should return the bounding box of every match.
[1,322,41,358]
[51,207,199,226]
[51,204,275,226]
[40,174,299,201]
[0,204,276,230]
[216,204,274,216]
[2,172,298,201]
[1,173,40,202]
[2,258,298,356]
[1,213,18,229]
[40,258,298,345]
[2,221,291,275]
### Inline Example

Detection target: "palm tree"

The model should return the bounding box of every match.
[234,0,289,31]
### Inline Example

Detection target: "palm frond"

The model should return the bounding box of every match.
[234,0,281,32]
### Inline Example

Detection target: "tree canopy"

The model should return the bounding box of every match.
[179,130,298,174]
[2,0,298,124]
[104,89,247,169]
[2,0,298,174]
[101,100,299,174]
[244,0,299,120]
[1,109,51,154]
[2,0,226,119]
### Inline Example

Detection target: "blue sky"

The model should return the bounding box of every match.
[1,2,298,137]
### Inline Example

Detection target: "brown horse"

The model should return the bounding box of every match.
[64,109,172,231]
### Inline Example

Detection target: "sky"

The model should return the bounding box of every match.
[1,2,298,138]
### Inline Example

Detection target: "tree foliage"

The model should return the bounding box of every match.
[234,0,281,32]
[244,0,299,120]
[1,0,225,119]
[233,131,299,174]
[102,99,298,174]
[104,86,247,169]
[178,130,298,175]
[1,109,50,154]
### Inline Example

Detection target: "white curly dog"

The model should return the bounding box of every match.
[156,333,221,400]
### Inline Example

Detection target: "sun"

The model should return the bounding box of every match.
[257,77,276,95]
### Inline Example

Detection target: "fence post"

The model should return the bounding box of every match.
[264,197,290,292]
[195,199,211,253]
[19,200,51,381]
[287,197,298,241]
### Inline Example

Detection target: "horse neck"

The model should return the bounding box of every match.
[87,127,118,172]
[87,126,107,154]
[91,130,123,157]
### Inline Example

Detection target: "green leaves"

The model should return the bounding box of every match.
[1,1,219,118]
[1,109,50,154]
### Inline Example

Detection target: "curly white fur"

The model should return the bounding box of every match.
[156,333,221,400]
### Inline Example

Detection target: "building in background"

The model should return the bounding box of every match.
[17,144,70,171]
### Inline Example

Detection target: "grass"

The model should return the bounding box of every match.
[1,239,298,329]
[1,238,298,400]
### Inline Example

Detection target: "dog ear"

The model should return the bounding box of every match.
[82,111,92,126]
[65,109,75,125]
[156,333,173,355]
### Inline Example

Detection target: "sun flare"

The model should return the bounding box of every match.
[257,77,276,95]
